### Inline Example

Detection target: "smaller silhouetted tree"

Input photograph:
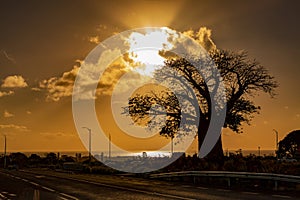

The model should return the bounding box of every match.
[278,130,300,159]
[45,152,58,165]
[28,154,42,166]
[11,152,28,168]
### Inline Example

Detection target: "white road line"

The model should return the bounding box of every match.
[35,175,45,179]
[41,186,55,193]
[272,195,291,199]
[29,181,39,186]
[4,172,56,194]
[68,178,197,200]
[59,193,79,200]
[7,194,16,197]
[242,192,259,195]
[0,193,5,198]
[6,171,198,200]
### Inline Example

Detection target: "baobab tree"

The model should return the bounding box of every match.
[125,48,278,159]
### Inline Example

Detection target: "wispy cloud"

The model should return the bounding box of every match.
[39,131,75,140]
[2,75,28,88]
[0,90,14,98]
[3,110,14,118]
[96,24,107,31]
[88,36,100,44]
[1,50,16,64]
[0,124,29,132]
[31,87,41,91]
[39,50,130,101]
[39,66,79,101]
[183,27,216,52]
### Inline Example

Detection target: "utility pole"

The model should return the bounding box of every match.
[4,135,7,168]
[109,134,111,159]
[258,146,261,157]
[82,127,92,163]
[273,129,279,159]
[171,136,174,157]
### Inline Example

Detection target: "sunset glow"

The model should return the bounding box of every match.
[126,28,176,75]
[1,2,300,198]
[0,1,299,154]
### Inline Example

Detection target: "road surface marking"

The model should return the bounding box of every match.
[29,181,39,186]
[59,193,79,200]
[272,195,291,199]
[242,192,259,195]
[41,186,55,192]
[2,171,77,200]
[3,172,56,195]
[14,170,198,200]
[74,178,197,200]
[35,175,45,178]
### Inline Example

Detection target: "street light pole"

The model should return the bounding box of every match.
[273,129,279,159]
[109,134,111,159]
[82,127,92,162]
[4,135,6,168]
[171,136,174,157]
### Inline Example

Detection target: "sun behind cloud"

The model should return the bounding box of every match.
[126,27,177,76]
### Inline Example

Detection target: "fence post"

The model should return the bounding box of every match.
[274,180,278,191]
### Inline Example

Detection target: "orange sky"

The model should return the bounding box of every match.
[0,0,299,155]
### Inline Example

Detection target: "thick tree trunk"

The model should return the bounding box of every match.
[197,118,224,161]
[206,136,224,160]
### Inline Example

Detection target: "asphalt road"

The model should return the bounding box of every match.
[0,169,299,200]
[0,170,69,200]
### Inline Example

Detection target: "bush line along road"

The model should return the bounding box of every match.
[0,169,299,200]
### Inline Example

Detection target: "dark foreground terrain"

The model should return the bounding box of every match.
[0,169,299,200]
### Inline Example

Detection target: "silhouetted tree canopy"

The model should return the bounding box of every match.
[124,49,278,158]
[10,152,28,168]
[45,152,58,165]
[278,130,300,159]
[28,154,42,166]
